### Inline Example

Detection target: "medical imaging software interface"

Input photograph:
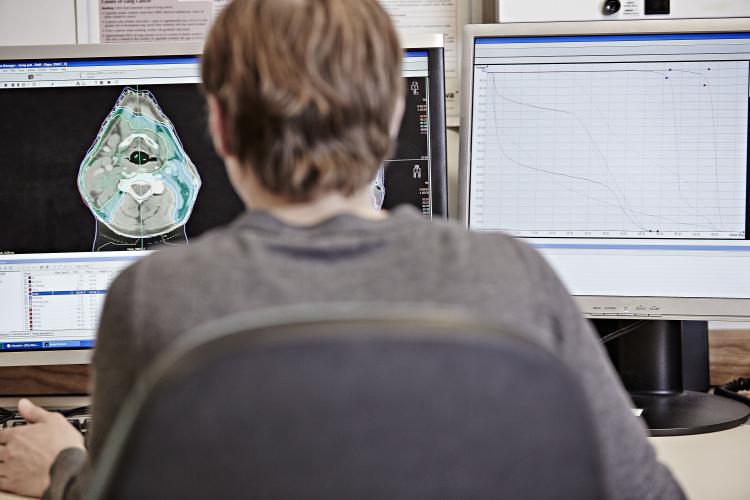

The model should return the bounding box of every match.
[0,51,434,352]
[0,55,244,351]
[375,50,434,216]
[469,33,750,305]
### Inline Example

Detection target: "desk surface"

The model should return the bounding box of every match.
[0,396,746,500]
[650,424,750,500]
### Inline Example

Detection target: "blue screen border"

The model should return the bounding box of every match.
[476,32,750,45]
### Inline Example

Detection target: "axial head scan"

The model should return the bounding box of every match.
[78,87,201,239]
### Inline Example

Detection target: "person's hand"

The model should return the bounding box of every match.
[0,399,85,497]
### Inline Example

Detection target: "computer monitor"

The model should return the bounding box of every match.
[0,37,448,367]
[459,18,750,322]
[0,42,244,367]
[459,19,750,435]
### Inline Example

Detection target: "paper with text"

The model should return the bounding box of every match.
[380,0,458,79]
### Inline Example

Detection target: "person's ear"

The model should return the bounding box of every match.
[207,94,231,159]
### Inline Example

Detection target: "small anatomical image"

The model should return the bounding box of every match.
[371,164,385,211]
[78,87,201,250]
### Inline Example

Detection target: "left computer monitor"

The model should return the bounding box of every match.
[0,42,243,366]
[0,38,448,366]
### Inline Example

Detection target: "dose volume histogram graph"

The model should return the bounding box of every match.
[469,60,749,239]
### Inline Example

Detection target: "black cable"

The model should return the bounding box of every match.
[0,406,13,426]
[58,406,91,418]
[715,377,750,408]
[600,320,650,344]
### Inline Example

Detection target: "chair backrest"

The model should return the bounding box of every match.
[88,304,609,500]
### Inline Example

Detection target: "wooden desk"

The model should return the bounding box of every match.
[0,366,89,397]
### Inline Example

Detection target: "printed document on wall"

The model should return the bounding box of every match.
[78,0,465,124]
[380,0,465,125]
[77,0,227,43]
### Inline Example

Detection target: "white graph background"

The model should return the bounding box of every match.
[470,60,749,238]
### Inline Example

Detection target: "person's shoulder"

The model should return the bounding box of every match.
[407,212,545,267]
[415,214,571,302]
[112,223,244,292]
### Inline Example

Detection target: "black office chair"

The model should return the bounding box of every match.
[88,304,610,500]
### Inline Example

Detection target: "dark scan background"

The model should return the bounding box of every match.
[0,83,244,254]
[0,76,430,255]
[383,76,431,212]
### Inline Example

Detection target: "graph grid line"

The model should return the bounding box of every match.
[470,60,749,239]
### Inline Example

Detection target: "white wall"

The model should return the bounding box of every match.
[0,0,77,46]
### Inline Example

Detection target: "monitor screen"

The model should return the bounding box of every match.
[462,24,750,320]
[0,52,244,354]
[0,42,447,356]
[379,49,447,217]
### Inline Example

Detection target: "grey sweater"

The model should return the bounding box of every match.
[45,206,684,500]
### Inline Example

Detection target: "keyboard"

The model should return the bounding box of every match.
[0,407,91,436]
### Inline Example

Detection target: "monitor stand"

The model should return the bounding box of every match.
[595,319,750,437]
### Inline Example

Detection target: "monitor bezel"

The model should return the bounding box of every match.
[0,41,204,60]
[457,19,750,321]
[0,350,92,368]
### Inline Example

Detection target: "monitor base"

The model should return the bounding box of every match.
[595,319,750,436]
[631,391,750,437]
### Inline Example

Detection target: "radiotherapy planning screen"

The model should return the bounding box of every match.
[469,33,750,302]
[0,55,244,350]
[0,50,435,351]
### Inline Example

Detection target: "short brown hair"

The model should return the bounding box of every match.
[202,0,403,201]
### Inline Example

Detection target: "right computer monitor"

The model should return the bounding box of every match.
[459,19,750,321]
[459,19,750,435]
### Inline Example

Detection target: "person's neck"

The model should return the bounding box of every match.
[227,160,387,226]
[247,185,386,227]
[263,192,386,226]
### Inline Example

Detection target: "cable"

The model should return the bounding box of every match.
[714,377,750,408]
[58,406,91,418]
[0,406,13,426]
[600,320,650,344]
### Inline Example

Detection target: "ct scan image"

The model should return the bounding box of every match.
[78,87,202,251]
